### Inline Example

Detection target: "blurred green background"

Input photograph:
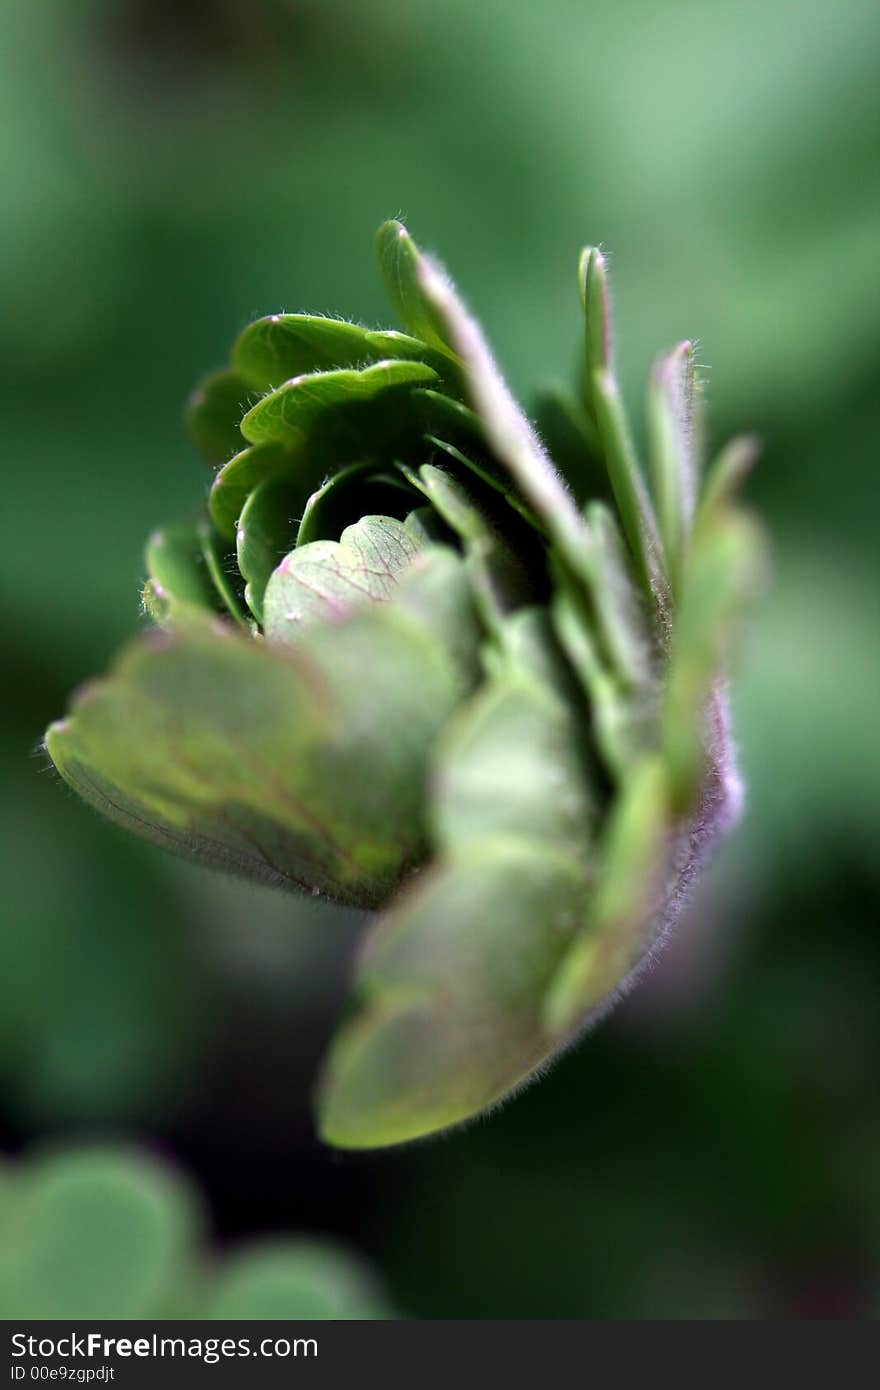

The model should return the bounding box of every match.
[0,1145,393,1319]
[2,0,878,1319]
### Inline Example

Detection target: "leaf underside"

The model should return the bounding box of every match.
[48,558,481,909]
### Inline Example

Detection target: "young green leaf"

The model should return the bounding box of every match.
[46,606,479,907]
[648,340,701,594]
[144,523,219,623]
[591,366,668,606]
[319,607,599,1148]
[662,508,767,808]
[234,312,459,394]
[578,246,613,425]
[241,360,438,450]
[398,461,539,629]
[262,515,424,643]
[544,756,670,1035]
[186,368,250,465]
[376,220,463,358]
[433,675,595,859]
[318,842,587,1149]
[389,544,483,684]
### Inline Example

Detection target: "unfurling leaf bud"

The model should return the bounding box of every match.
[46,222,765,1148]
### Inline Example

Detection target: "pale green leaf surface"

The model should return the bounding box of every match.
[400,504,450,545]
[46,607,479,907]
[663,509,767,807]
[295,461,416,547]
[318,844,587,1149]
[533,386,606,507]
[209,441,295,542]
[399,461,538,629]
[550,503,658,782]
[388,544,482,685]
[552,588,629,778]
[413,244,590,570]
[263,515,423,644]
[433,609,598,859]
[592,366,668,605]
[583,501,655,689]
[236,476,304,623]
[319,609,599,1148]
[432,677,593,860]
